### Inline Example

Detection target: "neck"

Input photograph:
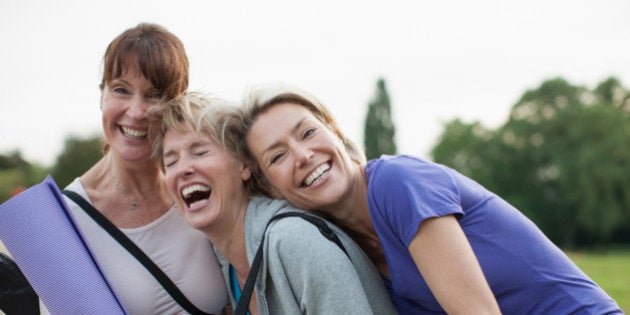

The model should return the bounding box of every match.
[82,152,171,211]
[322,163,375,237]
[318,164,386,272]
[205,199,251,276]
[93,152,161,187]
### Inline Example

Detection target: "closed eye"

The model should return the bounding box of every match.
[270,152,285,164]
[163,153,178,168]
[164,159,177,168]
[193,149,208,157]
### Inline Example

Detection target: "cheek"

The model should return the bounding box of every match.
[163,173,178,198]
[265,167,291,189]
[100,102,119,122]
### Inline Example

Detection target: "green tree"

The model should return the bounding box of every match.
[432,77,630,247]
[504,77,630,245]
[364,78,397,160]
[0,151,48,202]
[50,134,103,188]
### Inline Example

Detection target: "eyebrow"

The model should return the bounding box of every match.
[110,78,130,86]
[163,139,210,159]
[110,78,157,91]
[262,117,306,154]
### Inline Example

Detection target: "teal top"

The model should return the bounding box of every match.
[229,265,250,315]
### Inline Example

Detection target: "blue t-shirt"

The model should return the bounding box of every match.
[365,155,621,314]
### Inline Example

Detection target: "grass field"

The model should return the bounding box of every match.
[1,240,628,311]
[567,248,630,312]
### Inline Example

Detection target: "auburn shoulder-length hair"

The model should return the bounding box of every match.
[100,22,189,100]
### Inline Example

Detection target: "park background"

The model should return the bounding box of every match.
[1,0,629,311]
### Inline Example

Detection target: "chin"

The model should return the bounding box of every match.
[187,219,211,231]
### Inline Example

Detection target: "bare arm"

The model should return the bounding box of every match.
[408,215,501,315]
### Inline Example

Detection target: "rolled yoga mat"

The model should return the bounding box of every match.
[0,176,127,314]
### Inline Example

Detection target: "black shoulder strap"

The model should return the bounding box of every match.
[62,189,214,315]
[234,211,349,315]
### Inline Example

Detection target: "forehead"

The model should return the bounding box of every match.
[251,103,312,135]
[247,103,322,153]
[164,125,205,148]
[260,102,315,123]
[110,53,139,77]
[114,63,148,82]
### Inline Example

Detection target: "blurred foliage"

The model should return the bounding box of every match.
[0,135,102,203]
[0,151,48,203]
[364,78,397,160]
[3,76,630,249]
[432,77,630,247]
[50,135,103,188]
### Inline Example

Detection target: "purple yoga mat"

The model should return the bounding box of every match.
[0,176,127,314]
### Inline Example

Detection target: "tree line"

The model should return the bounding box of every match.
[430,77,630,248]
[1,76,628,248]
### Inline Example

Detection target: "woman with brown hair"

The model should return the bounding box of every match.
[61,23,227,314]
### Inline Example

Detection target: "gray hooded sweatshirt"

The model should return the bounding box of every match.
[215,196,397,314]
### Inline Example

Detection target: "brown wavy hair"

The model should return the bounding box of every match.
[148,92,267,197]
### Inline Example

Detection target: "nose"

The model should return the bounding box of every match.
[127,95,149,121]
[292,143,313,168]
[173,154,195,179]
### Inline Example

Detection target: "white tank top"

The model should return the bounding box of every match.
[62,178,227,314]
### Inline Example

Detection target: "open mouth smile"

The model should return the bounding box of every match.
[121,126,148,139]
[181,184,211,208]
[303,162,331,187]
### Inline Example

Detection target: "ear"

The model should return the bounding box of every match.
[240,161,252,181]
[99,89,105,110]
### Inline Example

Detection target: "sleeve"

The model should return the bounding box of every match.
[368,156,464,247]
[265,218,376,315]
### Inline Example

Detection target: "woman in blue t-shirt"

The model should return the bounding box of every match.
[237,82,622,314]
[147,92,396,315]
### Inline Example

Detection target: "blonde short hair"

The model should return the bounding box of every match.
[148,92,266,196]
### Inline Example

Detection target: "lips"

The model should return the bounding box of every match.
[181,184,211,208]
[303,162,331,187]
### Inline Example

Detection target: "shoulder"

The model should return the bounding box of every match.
[64,178,87,198]
[265,212,348,259]
[366,155,453,191]
[266,210,322,239]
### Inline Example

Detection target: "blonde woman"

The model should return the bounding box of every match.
[148,92,396,314]
[238,82,622,315]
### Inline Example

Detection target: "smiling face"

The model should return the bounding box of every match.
[100,64,161,162]
[245,102,357,212]
[162,124,251,231]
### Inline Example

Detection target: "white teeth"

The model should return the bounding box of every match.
[305,163,331,186]
[182,184,210,198]
[121,126,148,139]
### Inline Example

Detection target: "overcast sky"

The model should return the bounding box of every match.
[1,0,629,167]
